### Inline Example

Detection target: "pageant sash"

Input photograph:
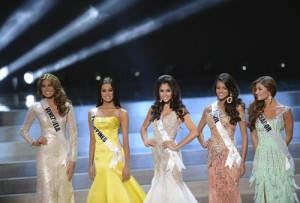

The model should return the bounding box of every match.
[258,114,294,172]
[157,118,186,172]
[91,114,124,169]
[41,99,70,166]
[212,101,241,168]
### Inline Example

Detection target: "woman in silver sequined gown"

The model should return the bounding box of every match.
[20,73,78,203]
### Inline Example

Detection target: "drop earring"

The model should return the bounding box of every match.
[268,94,272,104]
[226,93,233,103]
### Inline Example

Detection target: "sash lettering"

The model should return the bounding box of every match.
[45,107,60,132]
[92,116,108,142]
[91,112,124,169]
[212,101,241,168]
[41,99,70,166]
[258,114,294,172]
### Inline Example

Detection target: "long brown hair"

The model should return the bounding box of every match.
[37,73,71,116]
[151,75,188,122]
[247,76,277,131]
[213,73,245,125]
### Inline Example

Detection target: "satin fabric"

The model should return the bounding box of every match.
[86,117,146,203]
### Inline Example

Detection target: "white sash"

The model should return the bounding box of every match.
[212,101,241,168]
[41,99,70,166]
[91,111,124,169]
[258,114,294,172]
[157,118,186,172]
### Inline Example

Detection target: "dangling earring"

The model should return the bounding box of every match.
[159,98,162,103]
[268,94,272,104]
[226,93,233,103]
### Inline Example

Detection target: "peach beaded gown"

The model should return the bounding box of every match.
[204,104,243,203]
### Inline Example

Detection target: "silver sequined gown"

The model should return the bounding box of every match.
[20,100,78,203]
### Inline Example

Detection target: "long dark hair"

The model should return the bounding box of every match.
[150,75,188,122]
[247,76,277,131]
[213,73,245,125]
[96,76,121,108]
[37,73,71,116]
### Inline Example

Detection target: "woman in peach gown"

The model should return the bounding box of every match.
[197,73,248,203]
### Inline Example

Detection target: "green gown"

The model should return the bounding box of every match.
[250,106,299,203]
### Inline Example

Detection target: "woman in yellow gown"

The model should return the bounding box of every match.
[86,77,146,203]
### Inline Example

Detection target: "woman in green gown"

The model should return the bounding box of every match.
[248,76,299,203]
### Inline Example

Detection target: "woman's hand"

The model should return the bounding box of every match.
[66,161,75,181]
[89,165,96,180]
[162,140,177,151]
[145,138,157,147]
[200,140,209,149]
[122,165,130,181]
[32,136,48,146]
[239,161,246,177]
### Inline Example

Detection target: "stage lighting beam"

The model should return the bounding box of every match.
[1,0,136,81]
[0,0,57,51]
[30,0,229,81]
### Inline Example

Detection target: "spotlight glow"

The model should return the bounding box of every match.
[26,95,35,107]
[1,0,136,81]
[0,66,9,81]
[31,0,227,81]
[24,72,34,84]
[0,0,57,51]
[96,75,101,81]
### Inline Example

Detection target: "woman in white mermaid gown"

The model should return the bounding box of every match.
[141,75,199,203]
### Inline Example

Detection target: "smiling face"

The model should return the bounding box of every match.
[101,83,114,103]
[254,82,270,101]
[41,79,55,98]
[215,81,229,101]
[159,83,172,103]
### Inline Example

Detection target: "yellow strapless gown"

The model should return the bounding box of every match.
[86,117,146,203]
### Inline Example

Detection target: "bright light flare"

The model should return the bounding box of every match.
[0,66,9,81]
[0,0,57,51]
[1,0,136,81]
[30,0,228,81]
[26,95,35,107]
[24,72,34,84]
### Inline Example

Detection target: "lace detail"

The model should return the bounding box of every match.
[144,111,198,203]
[204,105,242,203]
[250,106,299,203]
